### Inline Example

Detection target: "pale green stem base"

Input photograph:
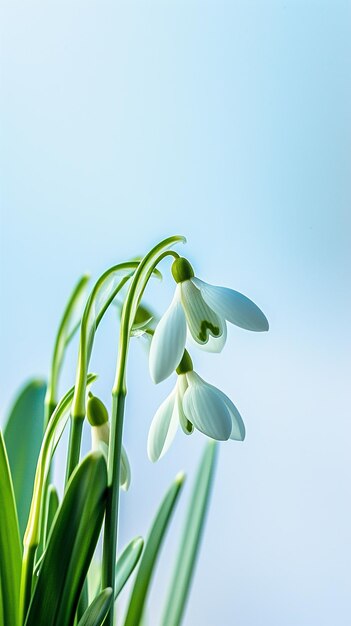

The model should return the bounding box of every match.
[19,543,37,625]
[102,391,125,626]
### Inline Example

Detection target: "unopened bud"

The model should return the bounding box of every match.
[87,393,109,427]
[171,257,194,283]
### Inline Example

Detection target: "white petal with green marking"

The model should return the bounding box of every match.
[176,375,193,435]
[180,280,225,350]
[191,317,227,353]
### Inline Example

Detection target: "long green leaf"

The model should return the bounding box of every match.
[123,473,185,626]
[0,430,22,626]
[43,484,59,549]
[24,374,97,553]
[115,537,144,598]
[25,452,107,626]
[86,534,144,606]
[0,578,3,626]
[20,377,97,623]
[4,379,46,538]
[160,442,218,626]
[77,588,113,626]
[87,561,101,605]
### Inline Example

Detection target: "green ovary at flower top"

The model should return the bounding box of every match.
[87,392,131,491]
[149,256,269,384]
[147,349,246,462]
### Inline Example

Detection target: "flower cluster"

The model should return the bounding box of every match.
[148,257,268,461]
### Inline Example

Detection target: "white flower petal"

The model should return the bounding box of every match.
[149,286,187,383]
[93,439,109,462]
[147,389,178,462]
[192,278,269,332]
[208,385,246,441]
[120,445,131,491]
[91,422,110,452]
[180,280,226,351]
[183,372,232,441]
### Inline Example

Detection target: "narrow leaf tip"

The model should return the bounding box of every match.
[175,471,186,485]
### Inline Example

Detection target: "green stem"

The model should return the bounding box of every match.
[19,543,37,624]
[44,275,90,432]
[65,417,84,485]
[101,310,129,626]
[102,236,184,626]
[102,392,125,625]
[44,400,57,432]
[65,268,135,485]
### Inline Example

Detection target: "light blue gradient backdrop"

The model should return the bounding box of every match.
[1,2,350,625]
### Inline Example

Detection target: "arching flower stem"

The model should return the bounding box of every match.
[44,274,90,431]
[64,263,139,485]
[102,236,185,626]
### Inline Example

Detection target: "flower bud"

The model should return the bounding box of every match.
[133,303,154,328]
[87,393,131,491]
[91,422,110,452]
[131,303,155,337]
[171,257,194,283]
[87,393,109,427]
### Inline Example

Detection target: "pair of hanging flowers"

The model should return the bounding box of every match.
[147,257,269,462]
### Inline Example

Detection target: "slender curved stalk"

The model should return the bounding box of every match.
[65,265,138,485]
[101,391,125,615]
[102,235,185,626]
[65,418,84,484]
[44,275,90,430]
[36,276,90,562]
[64,260,163,484]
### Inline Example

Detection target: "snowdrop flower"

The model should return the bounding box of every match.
[87,393,131,490]
[149,257,268,383]
[147,351,245,462]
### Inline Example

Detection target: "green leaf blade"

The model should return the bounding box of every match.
[77,588,113,626]
[0,430,22,626]
[4,379,46,538]
[161,442,218,626]
[43,484,59,549]
[115,537,144,599]
[123,472,185,626]
[25,452,107,626]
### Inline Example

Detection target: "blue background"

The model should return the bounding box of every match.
[1,2,350,624]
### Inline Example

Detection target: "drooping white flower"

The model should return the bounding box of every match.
[87,392,131,490]
[149,257,268,383]
[147,351,245,462]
